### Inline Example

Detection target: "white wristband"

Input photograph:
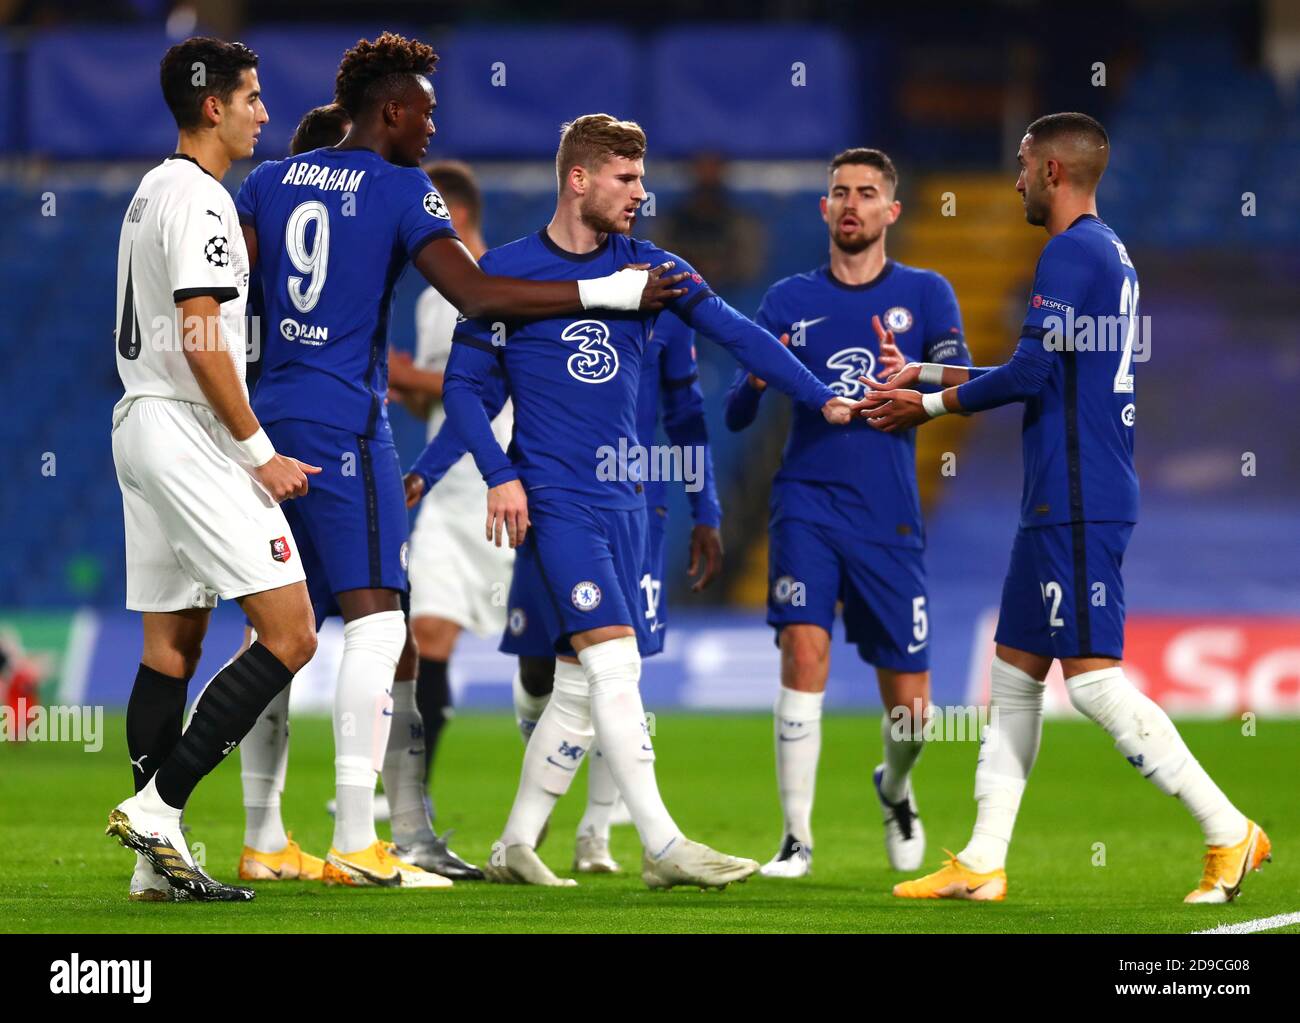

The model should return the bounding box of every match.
[922,391,950,419]
[234,427,276,468]
[578,268,649,311]
[918,363,947,386]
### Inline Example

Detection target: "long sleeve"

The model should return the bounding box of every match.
[408,369,508,490]
[441,337,517,487]
[723,367,764,432]
[955,335,1056,412]
[681,294,834,411]
[660,372,722,527]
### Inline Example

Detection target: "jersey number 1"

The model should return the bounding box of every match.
[286,200,330,314]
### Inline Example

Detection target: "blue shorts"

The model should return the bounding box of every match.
[263,419,409,626]
[767,516,930,672]
[642,506,668,656]
[993,522,1132,660]
[499,494,656,659]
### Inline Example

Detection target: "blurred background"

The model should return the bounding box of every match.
[0,0,1296,720]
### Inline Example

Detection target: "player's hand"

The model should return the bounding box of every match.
[403,472,426,509]
[487,479,529,548]
[254,454,321,502]
[625,261,690,311]
[873,315,907,380]
[854,381,928,433]
[749,332,791,391]
[821,396,854,425]
[687,523,724,592]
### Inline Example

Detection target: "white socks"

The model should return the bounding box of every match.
[581,637,681,858]
[332,610,405,853]
[240,683,290,852]
[1065,667,1247,847]
[879,707,925,803]
[960,657,1044,873]
[512,667,551,744]
[383,677,434,848]
[774,685,823,847]
[500,659,592,847]
[577,746,619,841]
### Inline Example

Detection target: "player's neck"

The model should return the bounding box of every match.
[828,239,887,285]
[175,131,231,181]
[1046,193,1098,237]
[545,206,605,255]
[337,126,391,161]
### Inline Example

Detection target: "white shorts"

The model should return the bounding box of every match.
[112,398,306,612]
[407,484,515,637]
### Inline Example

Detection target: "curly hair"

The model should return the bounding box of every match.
[334,32,438,118]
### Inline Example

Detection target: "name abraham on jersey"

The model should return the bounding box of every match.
[280,162,366,193]
[826,346,877,399]
[562,319,619,384]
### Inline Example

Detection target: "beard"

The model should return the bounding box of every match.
[580,193,633,235]
[1023,195,1048,226]
[831,224,882,254]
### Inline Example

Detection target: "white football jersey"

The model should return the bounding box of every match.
[113,154,250,426]
[414,284,512,496]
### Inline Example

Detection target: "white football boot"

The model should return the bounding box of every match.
[641,837,759,890]
[129,853,178,902]
[573,833,622,873]
[483,842,578,887]
[759,834,813,878]
[873,764,926,871]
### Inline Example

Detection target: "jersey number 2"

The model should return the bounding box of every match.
[1113,277,1139,394]
[285,200,330,314]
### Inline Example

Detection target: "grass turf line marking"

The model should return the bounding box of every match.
[1192,911,1300,935]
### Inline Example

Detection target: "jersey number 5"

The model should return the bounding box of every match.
[285,200,330,314]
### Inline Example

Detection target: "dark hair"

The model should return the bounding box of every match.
[290,103,351,155]
[334,32,438,118]
[1025,111,1109,150]
[828,147,899,194]
[426,160,482,227]
[160,37,259,132]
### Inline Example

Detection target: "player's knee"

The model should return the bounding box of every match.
[1064,666,1126,724]
[259,622,317,674]
[518,656,556,698]
[782,630,829,684]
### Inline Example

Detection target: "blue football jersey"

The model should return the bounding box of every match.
[725,260,969,547]
[958,215,1139,526]
[444,229,834,510]
[637,311,721,525]
[235,147,458,438]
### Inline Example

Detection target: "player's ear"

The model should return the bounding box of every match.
[818,195,829,222]
[201,93,222,128]
[887,199,901,224]
[569,165,586,196]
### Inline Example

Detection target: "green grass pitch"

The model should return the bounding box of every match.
[1,713,1295,934]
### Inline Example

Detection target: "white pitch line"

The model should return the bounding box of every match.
[1193,911,1300,935]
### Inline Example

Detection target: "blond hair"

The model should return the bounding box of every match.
[555,113,647,191]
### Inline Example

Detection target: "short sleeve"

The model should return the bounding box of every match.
[1021,234,1094,337]
[234,162,265,226]
[390,168,459,259]
[165,188,239,304]
[921,273,969,364]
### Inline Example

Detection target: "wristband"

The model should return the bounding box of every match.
[234,427,276,467]
[918,363,947,386]
[578,268,649,311]
[922,391,950,419]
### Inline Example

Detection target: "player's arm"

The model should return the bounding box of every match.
[659,344,724,591]
[723,367,765,432]
[413,237,686,318]
[177,295,318,500]
[655,253,846,424]
[441,338,527,548]
[388,350,444,419]
[404,368,507,507]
